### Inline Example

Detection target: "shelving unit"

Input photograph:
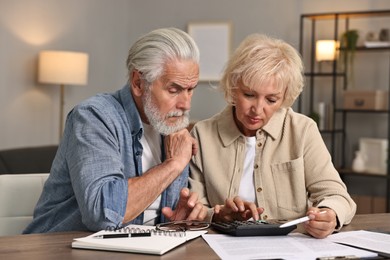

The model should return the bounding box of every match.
[298,10,390,212]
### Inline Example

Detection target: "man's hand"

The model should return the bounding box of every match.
[164,129,198,170]
[162,188,207,221]
[213,196,264,222]
[303,207,337,238]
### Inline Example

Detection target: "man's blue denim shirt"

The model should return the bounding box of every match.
[24,85,189,233]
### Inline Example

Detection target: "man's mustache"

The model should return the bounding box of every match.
[166,110,190,118]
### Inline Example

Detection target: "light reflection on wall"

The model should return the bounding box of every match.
[0,2,70,45]
[4,86,55,146]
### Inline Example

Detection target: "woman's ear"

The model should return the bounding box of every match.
[131,70,143,97]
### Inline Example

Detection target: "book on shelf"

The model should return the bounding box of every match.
[364,41,390,48]
[72,224,207,255]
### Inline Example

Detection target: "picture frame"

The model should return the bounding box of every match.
[187,22,232,82]
[359,138,388,175]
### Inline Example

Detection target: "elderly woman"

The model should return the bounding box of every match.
[189,34,356,238]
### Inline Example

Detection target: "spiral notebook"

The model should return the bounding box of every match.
[72,224,207,255]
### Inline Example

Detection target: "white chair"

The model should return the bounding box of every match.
[0,173,49,236]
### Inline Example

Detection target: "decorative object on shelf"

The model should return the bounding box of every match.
[317,102,334,130]
[365,31,378,42]
[315,40,339,72]
[318,102,326,130]
[379,28,389,41]
[340,30,359,89]
[343,90,388,110]
[38,50,89,140]
[359,138,388,175]
[352,150,366,172]
[364,28,390,48]
[364,41,390,48]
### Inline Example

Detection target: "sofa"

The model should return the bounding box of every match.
[0,173,49,236]
[0,145,58,174]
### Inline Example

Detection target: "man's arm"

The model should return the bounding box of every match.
[123,128,196,223]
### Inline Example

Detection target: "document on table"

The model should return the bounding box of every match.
[327,230,390,256]
[202,233,377,260]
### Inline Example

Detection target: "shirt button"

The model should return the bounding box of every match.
[254,164,259,169]
[257,187,262,192]
[263,215,268,220]
[135,151,141,156]
[257,143,262,147]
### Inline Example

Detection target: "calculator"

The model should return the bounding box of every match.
[211,220,296,236]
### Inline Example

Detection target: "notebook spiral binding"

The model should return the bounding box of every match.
[106,226,186,237]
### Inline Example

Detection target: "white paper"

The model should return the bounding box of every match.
[202,233,377,260]
[327,230,390,255]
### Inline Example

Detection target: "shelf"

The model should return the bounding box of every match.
[335,109,389,113]
[304,72,346,77]
[299,9,390,213]
[339,46,390,52]
[338,168,389,179]
[319,129,343,134]
[302,10,390,20]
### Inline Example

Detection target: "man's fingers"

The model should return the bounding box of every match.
[161,207,174,220]
[186,190,198,208]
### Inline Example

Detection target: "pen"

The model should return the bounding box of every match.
[316,255,359,260]
[279,211,327,228]
[94,232,151,239]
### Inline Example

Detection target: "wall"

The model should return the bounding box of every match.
[0,0,132,149]
[0,0,389,150]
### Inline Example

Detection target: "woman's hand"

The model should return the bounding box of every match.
[303,207,337,238]
[162,188,207,221]
[213,196,264,222]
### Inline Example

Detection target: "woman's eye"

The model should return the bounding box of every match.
[244,92,254,97]
[267,98,277,104]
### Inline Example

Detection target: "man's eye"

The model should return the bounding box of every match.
[169,88,179,94]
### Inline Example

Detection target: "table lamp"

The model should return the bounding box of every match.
[38,50,89,140]
[316,40,339,72]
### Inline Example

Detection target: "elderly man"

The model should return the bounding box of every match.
[24,27,206,233]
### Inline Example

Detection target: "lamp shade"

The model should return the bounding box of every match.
[316,40,338,62]
[38,51,89,85]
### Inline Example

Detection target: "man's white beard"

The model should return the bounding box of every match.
[142,88,189,136]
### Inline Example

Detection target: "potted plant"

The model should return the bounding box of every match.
[340,30,359,88]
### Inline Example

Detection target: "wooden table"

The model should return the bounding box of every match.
[1,214,389,260]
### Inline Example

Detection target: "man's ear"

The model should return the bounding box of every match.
[131,70,144,97]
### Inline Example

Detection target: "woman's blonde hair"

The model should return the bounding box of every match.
[220,34,304,108]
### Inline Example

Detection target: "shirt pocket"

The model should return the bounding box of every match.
[271,157,307,213]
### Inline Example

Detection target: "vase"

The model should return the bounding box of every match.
[352,151,365,172]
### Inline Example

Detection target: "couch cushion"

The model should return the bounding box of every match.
[0,173,49,236]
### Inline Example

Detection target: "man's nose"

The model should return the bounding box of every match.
[177,91,191,110]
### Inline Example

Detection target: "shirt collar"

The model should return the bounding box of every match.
[118,84,143,138]
[262,108,286,140]
[217,105,287,145]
